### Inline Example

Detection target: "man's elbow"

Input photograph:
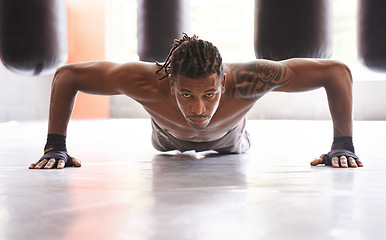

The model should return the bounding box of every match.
[51,64,77,92]
[323,61,354,94]
[331,61,353,84]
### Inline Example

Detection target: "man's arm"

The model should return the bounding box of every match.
[229,58,362,168]
[48,61,119,136]
[276,59,353,136]
[30,61,157,169]
[276,58,363,168]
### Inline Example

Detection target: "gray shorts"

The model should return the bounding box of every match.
[151,118,251,153]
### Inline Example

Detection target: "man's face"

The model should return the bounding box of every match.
[170,73,226,129]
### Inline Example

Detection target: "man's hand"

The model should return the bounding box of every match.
[310,154,363,168]
[29,150,81,169]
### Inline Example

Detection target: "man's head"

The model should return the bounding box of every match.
[157,34,226,129]
[157,33,223,81]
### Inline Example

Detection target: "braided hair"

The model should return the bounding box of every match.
[156,33,223,81]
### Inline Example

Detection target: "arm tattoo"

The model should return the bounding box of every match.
[231,61,297,101]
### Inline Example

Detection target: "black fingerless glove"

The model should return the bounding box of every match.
[323,136,358,165]
[39,134,73,167]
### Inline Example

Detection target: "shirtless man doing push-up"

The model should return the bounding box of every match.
[30,34,363,169]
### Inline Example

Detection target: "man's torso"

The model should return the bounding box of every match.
[135,63,256,142]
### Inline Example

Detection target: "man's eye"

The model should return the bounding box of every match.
[182,94,191,98]
[206,93,214,98]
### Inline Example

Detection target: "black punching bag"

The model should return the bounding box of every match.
[0,0,68,76]
[138,0,190,62]
[358,0,386,71]
[254,0,332,61]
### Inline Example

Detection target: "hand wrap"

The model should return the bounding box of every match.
[39,134,73,167]
[323,136,358,165]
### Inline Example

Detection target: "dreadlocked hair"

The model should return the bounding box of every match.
[156,33,223,81]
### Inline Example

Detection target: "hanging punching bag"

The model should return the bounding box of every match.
[254,0,332,61]
[138,0,190,62]
[0,0,68,76]
[358,0,386,71]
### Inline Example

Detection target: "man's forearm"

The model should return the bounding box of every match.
[324,65,353,137]
[47,69,78,136]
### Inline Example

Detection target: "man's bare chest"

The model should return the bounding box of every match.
[142,97,252,142]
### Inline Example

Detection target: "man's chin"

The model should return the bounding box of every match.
[186,117,210,129]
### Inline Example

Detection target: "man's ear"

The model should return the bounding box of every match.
[221,73,227,94]
[169,76,175,95]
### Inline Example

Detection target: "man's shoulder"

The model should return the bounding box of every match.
[109,61,163,88]
[113,61,159,77]
[112,61,170,102]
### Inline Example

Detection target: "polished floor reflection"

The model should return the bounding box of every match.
[1,119,385,240]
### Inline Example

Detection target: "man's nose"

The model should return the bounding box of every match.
[191,98,206,115]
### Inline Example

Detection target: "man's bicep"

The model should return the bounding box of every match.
[230,59,295,101]
[58,61,124,96]
[273,58,333,93]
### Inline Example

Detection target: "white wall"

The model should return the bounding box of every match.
[0,64,52,122]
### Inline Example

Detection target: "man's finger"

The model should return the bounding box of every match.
[29,161,39,169]
[331,156,340,168]
[57,159,66,169]
[34,159,48,169]
[310,156,324,166]
[72,157,82,167]
[340,156,348,168]
[44,158,56,169]
[347,157,358,168]
[356,158,364,167]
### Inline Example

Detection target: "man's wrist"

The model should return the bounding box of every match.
[331,136,354,153]
[44,134,67,152]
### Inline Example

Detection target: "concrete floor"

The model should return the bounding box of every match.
[1,119,386,240]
